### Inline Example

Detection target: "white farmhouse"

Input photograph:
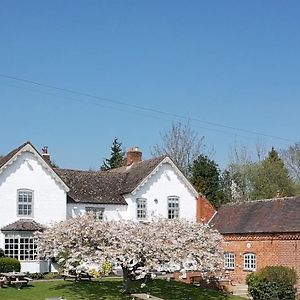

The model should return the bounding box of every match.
[0,141,207,273]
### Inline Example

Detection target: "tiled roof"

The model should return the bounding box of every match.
[0,141,168,205]
[56,168,127,204]
[1,219,44,231]
[0,141,31,169]
[55,156,166,205]
[210,197,300,234]
[109,155,167,194]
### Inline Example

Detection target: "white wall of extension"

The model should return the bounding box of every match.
[0,150,67,272]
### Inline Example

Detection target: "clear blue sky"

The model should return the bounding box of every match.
[1,0,299,170]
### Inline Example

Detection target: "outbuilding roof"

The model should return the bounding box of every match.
[210,197,300,234]
[1,219,44,232]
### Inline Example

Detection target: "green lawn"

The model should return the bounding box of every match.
[0,278,246,300]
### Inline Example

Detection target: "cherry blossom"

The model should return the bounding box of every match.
[36,215,223,293]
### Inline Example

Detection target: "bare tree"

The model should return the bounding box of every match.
[229,140,268,165]
[281,142,300,182]
[151,122,208,177]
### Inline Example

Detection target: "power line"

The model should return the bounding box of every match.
[0,74,295,143]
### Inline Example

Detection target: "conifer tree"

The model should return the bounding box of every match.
[250,147,295,199]
[101,138,125,170]
[191,154,222,208]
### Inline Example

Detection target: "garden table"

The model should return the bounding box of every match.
[0,272,29,289]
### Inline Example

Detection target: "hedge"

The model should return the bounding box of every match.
[246,266,297,300]
[0,257,21,273]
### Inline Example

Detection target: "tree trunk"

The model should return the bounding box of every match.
[122,266,132,294]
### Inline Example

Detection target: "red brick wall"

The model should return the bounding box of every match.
[223,233,300,284]
[196,195,216,223]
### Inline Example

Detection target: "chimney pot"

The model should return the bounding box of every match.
[42,146,51,165]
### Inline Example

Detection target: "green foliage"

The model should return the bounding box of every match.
[227,147,296,202]
[219,169,235,205]
[101,261,112,276]
[0,278,245,300]
[27,272,45,280]
[191,155,222,208]
[0,248,5,258]
[246,266,297,300]
[250,148,295,199]
[101,138,125,170]
[191,155,233,208]
[0,257,21,273]
[43,272,62,280]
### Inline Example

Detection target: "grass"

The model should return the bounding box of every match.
[0,278,246,300]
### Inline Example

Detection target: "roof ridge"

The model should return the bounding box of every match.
[55,168,100,173]
[0,141,32,168]
[223,196,300,207]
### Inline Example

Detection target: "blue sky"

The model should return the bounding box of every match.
[0,0,299,170]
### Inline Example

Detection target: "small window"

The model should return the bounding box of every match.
[4,234,37,261]
[136,198,147,220]
[224,252,235,270]
[85,207,104,220]
[168,196,179,219]
[17,190,33,216]
[244,253,256,271]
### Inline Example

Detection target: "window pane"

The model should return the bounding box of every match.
[137,199,147,220]
[18,190,33,216]
[85,207,104,220]
[244,253,256,270]
[168,197,179,219]
[224,253,235,269]
[4,235,37,261]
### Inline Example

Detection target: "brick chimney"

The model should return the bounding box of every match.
[126,147,142,165]
[41,146,51,165]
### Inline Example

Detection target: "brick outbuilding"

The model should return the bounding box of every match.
[210,197,300,284]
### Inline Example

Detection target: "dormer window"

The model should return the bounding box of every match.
[17,189,33,217]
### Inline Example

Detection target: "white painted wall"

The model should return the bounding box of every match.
[0,151,67,272]
[21,260,49,273]
[124,162,197,222]
[0,149,196,273]
[67,203,128,220]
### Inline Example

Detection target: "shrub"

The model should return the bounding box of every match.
[27,272,44,280]
[0,257,21,273]
[246,266,297,300]
[0,249,5,258]
[43,272,62,280]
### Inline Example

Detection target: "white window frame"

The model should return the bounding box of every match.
[136,198,147,220]
[244,253,256,271]
[4,233,37,261]
[167,196,180,219]
[224,252,235,270]
[17,189,34,217]
[85,207,105,220]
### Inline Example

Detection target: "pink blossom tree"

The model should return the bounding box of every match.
[36,215,223,294]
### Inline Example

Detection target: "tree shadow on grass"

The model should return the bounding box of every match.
[51,280,131,300]
[49,279,233,300]
[132,279,231,300]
